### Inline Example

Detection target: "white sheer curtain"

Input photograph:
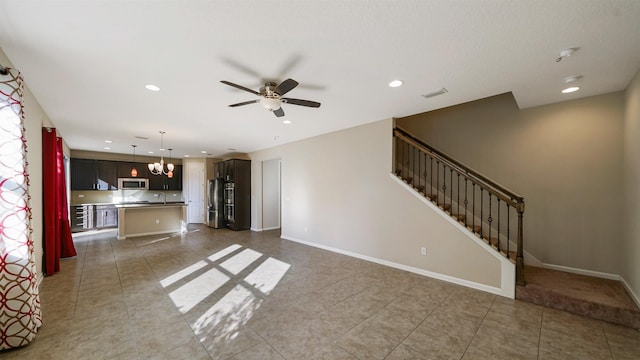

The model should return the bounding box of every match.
[0,67,42,349]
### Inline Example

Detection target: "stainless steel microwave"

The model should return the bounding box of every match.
[118,178,149,190]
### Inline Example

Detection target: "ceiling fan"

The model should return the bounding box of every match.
[221,78,321,117]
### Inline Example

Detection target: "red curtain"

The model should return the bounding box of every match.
[42,127,76,275]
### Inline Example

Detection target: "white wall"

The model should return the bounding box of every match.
[250,119,511,296]
[623,68,640,304]
[398,92,626,276]
[1,48,47,276]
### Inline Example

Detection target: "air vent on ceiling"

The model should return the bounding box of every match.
[422,88,448,99]
[134,136,149,140]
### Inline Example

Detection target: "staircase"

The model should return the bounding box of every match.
[393,126,640,329]
[393,127,525,284]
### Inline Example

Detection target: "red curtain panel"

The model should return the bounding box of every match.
[42,127,76,275]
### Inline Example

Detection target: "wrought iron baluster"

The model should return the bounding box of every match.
[457,172,460,221]
[472,183,476,232]
[487,193,493,247]
[449,168,453,213]
[442,164,447,209]
[507,204,511,259]
[436,160,440,204]
[480,188,484,237]
[423,153,428,196]
[464,179,469,227]
[497,199,501,253]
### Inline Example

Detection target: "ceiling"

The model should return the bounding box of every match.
[1,1,639,159]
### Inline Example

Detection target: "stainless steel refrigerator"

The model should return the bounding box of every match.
[207,178,225,228]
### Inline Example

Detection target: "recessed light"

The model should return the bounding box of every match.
[282,120,292,124]
[148,151,154,154]
[104,140,112,143]
[145,84,160,91]
[184,155,190,158]
[200,150,207,154]
[103,147,111,150]
[388,80,404,88]
[562,86,580,94]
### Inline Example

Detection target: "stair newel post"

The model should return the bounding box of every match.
[516,199,525,286]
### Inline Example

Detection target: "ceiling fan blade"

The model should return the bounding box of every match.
[273,107,285,117]
[282,98,321,108]
[228,99,259,107]
[220,80,261,96]
[274,78,298,96]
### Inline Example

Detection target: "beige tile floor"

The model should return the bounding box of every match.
[1,225,639,359]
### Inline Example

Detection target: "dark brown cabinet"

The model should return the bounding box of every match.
[71,158,98,190]
[146,165,182,190]
[96,160,118,190]
[220,159,250,230]
[71,158,182,190]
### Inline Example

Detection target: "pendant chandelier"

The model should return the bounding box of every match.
[130,144,138,177]
[147,131,174,177]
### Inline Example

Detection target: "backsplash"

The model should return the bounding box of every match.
[70,190,183,205]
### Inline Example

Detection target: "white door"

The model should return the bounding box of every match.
[262,159,281,230]
[186,162,205,223]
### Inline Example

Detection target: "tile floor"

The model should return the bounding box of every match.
[1,225,639,359]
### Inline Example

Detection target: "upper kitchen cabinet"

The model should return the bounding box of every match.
[146,165,183,190]
[166,165,183,190]
[96,160,118,190]
[117,161,145,178]
[71,158,98,190]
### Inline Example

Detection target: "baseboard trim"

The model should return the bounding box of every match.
[620,277,640,309]
[281,234,511,298]
[250,227,263,232]
[540,262,620,281]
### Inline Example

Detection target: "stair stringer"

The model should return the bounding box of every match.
[392,174,515,298]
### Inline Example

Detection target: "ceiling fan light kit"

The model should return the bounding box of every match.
[221,78,321,117]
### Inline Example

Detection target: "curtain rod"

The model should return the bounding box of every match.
[0,64,8,75]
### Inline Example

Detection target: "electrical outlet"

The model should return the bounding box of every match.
[421,247,427,256]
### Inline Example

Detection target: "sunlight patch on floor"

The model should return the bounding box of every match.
[243,257,291,295]
[169,267,230,313]
[219,248,262,275]
[207,244,242,262]
[160,260,207,288]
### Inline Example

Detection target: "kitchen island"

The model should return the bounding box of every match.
[116,202,187,240]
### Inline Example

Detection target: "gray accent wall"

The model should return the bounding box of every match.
[398,90,637,300]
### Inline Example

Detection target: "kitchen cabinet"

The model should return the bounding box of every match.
[71,158,182,190]
[96,160,118,190]
[71,159,98,190]
[95,204,118,228]
[71,159,119,190]
[117,161,144,178]
[166,165,183,190]
[146,165,183,190]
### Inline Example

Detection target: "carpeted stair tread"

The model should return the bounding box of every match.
[516,266,640,329]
